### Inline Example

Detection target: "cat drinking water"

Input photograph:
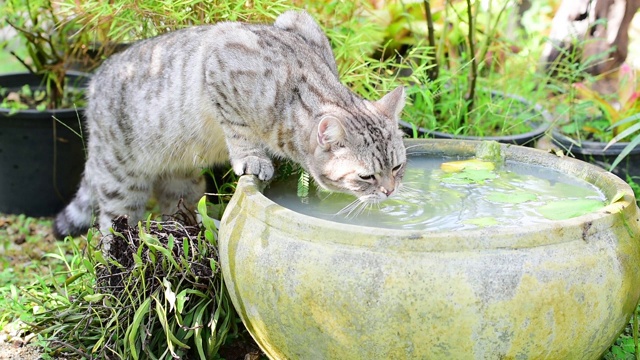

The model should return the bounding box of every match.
[53,10,407,238]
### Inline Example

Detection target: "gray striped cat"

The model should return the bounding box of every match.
[53,10,407,238]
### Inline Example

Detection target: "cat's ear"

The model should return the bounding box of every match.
[374,86,405,121]
[317,116,346,150]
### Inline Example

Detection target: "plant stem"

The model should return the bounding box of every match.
[476,0,511,74]
[465,0,478,117]
[422,0,439,82]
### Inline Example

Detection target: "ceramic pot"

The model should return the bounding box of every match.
[551,128,640,180]
[400,92,552,147]
[0,72,88,216]
[219,139,640,360]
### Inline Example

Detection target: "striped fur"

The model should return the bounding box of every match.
[53,10,406,239]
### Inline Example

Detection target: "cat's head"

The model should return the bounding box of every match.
[309,86,407,203]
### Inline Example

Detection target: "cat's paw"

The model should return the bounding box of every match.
[232,156,274,181]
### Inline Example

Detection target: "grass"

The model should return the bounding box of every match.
[0,199,259,359]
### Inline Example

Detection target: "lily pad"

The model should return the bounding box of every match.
[545,182,598,198]
[536,199,605,220]
[441,159,496,173]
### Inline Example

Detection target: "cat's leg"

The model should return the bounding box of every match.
[153,171,206,222]
[223,129,274,181]
[93,166,151,236]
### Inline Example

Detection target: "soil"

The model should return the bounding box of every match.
[0,343,44,360]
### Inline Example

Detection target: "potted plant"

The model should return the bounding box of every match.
[551,62,640,180]
[399,0,551,146]
[0,0,94,216]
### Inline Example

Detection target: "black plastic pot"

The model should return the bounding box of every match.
[0,72,89,216]
[400,92,552,147]
[551,129,640,180]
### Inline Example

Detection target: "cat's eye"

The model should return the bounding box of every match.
[392,164,403,173]
[359,174,375,181]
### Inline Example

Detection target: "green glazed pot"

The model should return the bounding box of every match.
[219,139,640,360]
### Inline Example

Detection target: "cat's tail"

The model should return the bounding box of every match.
[52,177,94,238]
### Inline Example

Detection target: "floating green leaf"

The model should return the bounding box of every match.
[536,199,605,220]
[440,158,495,173]
[547,182,598,198]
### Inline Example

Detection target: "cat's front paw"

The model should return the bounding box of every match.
[232,156,275,181]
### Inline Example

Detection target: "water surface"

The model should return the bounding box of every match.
[264,156,606,231]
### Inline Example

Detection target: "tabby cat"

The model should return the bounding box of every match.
[53,10,407,239]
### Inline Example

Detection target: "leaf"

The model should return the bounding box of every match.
[176,289,189,314]
[573,82,620,124]
[83,293,106,303]
[608,134,640,172]
[606,114,640,147]
[440,159,495,173]
[297,171,310,199]
[154,296,185,358]
[20,84,32,98]
[93,250,109,266]
[536,199,605,220]
[193,302,207,360]
[198,196,217,232]
[127,296,152,360]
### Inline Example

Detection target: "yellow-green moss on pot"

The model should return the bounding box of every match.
[219,139,640,360]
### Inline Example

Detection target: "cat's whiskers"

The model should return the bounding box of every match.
[319,191,334,201]
[336,196,378,218]
[397,184,421,197]
[336,198,363,217]
[404,144,426,153]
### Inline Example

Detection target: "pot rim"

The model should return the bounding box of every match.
[226,139,638,252]
[0,71,90,117]
[551,128,640,156]
[400,91,553,145]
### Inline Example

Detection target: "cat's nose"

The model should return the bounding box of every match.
[380,186,394,197]
[380,178,395,197]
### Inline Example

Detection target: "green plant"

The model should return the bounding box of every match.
[625,175,640,208]
[62,0,433,107]
[57,0,293,47]
[571,63,640,139]
[604,306,640,360]
[0,0,97,109]
[25,198,238,359]
[551,62,640,171]
[400,0,548,137]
